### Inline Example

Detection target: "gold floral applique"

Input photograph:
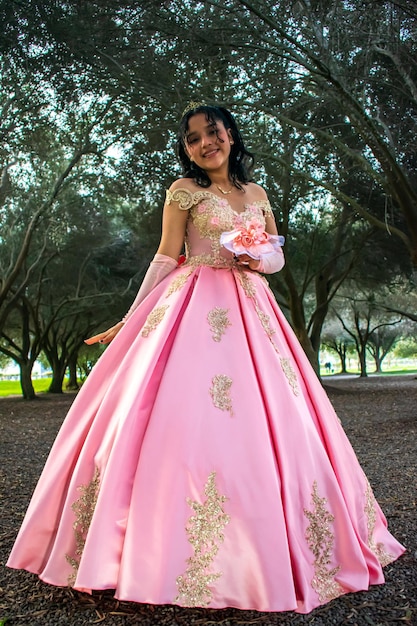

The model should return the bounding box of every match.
[236,269,300,396]
[279,357,300,396]
[166,269,193,297]
[304,481,344,602]
[175,472,230,607]
[184,253,234,269]
[168,190,269,268]
[166,188,195,210]
[66,468,100,585]
[207,307,231,342]
[236,270,257,298]
[191,197,233,260]
[364,481,393,566]
[209,374,233,415]
[260,199,274,218]
[141,305,169,337]
[254,303,275,338]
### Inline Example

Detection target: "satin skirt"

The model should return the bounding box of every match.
[7,264,405,613]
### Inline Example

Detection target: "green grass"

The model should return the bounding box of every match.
[0,378,52,397]
[2,365,417,397]
[373,368,417,376]
[321,366,417,377]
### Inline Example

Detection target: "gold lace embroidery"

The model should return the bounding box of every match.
[255,305,276,337]
[259,199,274,218]
[279,357,299,395]
[166,187,271,218]
[209,374,233,415]
[207,307,231,342]
[175,472,230,607]
[304,481,344,602]
[141,305,169,337]
[66,468,100,585]
[166,188,195,210]
[236,269,257,298]
[364,481,393,566]
[166,188,270,267]
[237,270,300,395]
[191,196,233,260]
[184,254,235,269]
[166,269,193,297]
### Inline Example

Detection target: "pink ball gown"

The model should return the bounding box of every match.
[7,188,404,614]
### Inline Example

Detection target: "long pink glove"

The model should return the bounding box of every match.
[122,253,178,322]
[257,248,285,274]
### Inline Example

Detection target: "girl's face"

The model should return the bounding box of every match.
[184,113,234,175]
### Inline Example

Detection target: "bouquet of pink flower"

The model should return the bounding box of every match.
[220,218,285,260]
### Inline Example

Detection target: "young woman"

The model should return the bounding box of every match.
[8,103,404,614]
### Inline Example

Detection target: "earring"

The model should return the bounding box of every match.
[190,157,194,162]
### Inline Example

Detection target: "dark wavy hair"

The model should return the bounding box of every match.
[177,104,254,190]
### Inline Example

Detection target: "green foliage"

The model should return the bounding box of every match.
[1,0,416,389]
[76,343,105,380]
[394,337,417,359]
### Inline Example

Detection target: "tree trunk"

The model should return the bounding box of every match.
[359,348,368,377]
[48,372,66,393]
[310,205,351,356]
[48,357,66,394]
[66,353,79,390]
[340,348,347,374]
[297,327,320,375]
[20,362,36,400]
[283,267,320,375]
[374,351,383,373]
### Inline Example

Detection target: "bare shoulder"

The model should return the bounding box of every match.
[244,182,269,201]
[168,178,198,192]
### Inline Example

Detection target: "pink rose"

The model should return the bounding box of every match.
[240,233,254,247]
[219,216,284,260]
[256,230,269,244]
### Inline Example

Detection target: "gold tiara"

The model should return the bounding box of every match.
[181,101,205,117]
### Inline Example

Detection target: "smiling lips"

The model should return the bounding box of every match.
[203,149,219,158]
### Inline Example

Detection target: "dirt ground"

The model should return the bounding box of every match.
[0,375,416,626]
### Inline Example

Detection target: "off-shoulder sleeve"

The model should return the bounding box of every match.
[260,199,274,218]
[165,188,195,210]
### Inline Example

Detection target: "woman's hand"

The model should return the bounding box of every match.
[84,321,125,345]
[234,254,261,271]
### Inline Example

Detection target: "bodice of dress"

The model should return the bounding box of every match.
[165,188,274,268]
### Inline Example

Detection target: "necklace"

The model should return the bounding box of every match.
[216,184,234,195]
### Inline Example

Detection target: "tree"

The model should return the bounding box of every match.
[230,0,417,262]
[367,324,402,372]
[322,320,355,374]
[1,0,416,381]
[41,232,139,394]
[393,333,417,361]
[0,298,42,399]
[0,85,117,333]
[333,292,402,377]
